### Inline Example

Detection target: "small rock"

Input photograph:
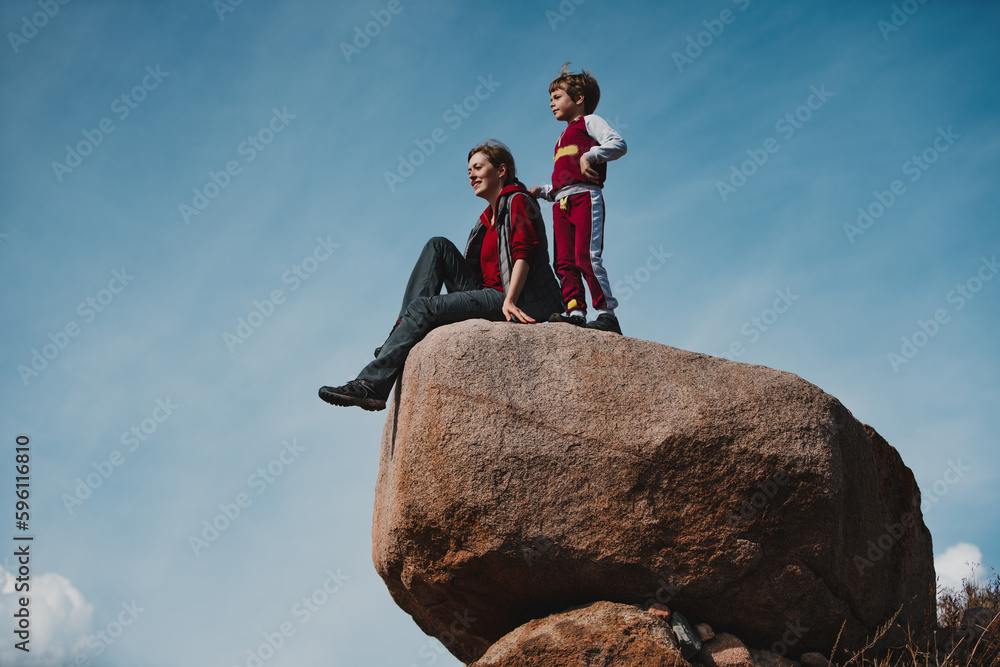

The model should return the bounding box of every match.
[749,649,799,667]
[649,603,672,621]
[799,652,831,667]
[697,623,716,641]
[671,612,703,660]
[700,632,752,667]
[470,601,691,667]
[962,607,998,641]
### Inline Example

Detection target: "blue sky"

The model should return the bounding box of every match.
[1,1,997,664]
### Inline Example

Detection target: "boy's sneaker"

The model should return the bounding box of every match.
[548,312,587,327]
[318,380,387,411]
[586,313,622,335]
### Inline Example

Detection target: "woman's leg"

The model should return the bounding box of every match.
[320,237,500,409]
[374,237,483,357]
[397,237,482,318]
[357,287,505,399]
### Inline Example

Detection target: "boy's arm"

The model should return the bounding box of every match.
[529,184,553,201]
[583,114,627,164]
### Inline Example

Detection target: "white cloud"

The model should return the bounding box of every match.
[0,565,94,665]
[935,542,984,591]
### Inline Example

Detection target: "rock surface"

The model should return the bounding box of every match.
[371,320,934,663]
[963,606,998,641]
[799,652,832,667]
[750,649,799,667]
[700,633,753,667]
[468,601,689,667]
[671,611,702,659]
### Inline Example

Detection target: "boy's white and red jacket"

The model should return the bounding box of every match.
[538,114,627,201]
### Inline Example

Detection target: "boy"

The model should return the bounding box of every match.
[531,63,627,334]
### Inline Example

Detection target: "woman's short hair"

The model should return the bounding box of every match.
[468,139,517,186]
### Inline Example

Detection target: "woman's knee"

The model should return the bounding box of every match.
[416,237,453,266]
[404,293,467,330]
[403,296,443,331]
[424,236,451,255]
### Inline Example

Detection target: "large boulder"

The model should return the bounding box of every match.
[371,320,934,664]
[469,601,689,667]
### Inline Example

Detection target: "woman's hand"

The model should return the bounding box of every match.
[503,298,535,324]
[503,258,535,323]
[528,186,543,199]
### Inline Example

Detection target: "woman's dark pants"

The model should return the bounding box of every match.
[355,237,504,398]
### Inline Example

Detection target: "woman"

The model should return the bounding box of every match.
[319,140,562,411]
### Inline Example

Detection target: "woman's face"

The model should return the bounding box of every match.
[468,152,506,201]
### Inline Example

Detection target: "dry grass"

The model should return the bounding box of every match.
[832,567,1000,667]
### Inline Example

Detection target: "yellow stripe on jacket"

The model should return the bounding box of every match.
[554,145,579,161]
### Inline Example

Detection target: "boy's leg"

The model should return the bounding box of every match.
[552,199,585,313]
[356,288,505,398]
[571,190,618,312]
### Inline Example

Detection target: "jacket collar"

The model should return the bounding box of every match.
[479,183,528,224]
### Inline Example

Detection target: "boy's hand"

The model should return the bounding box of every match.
[580,154,600,183]
[528,186,543,199]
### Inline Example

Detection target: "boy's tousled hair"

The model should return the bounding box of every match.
[549,62,600,115]
[468,139,518,186]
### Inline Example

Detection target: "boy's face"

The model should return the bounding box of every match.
[550,87,586,122]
